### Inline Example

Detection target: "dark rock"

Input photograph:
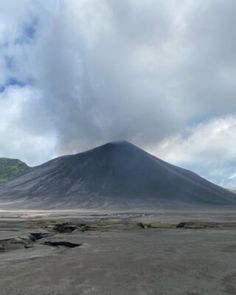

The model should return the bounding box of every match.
[78,224,91,232]
[0,237,33,251]
[53,223,78,233]
[43,241,81,248]
[29,232,51,241]
[176,222,217,229]
[176,222,186,228]
[24,243,33,249]
[136,222,147,229]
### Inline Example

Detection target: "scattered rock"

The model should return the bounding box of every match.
[136,222,148,229]
[78,224,91,232]
[53,223,78,233]
[43,241,81,248]
[0,237,33,251]
[0,229,80,253]
[29,232,51,241]
[176,222,217,229]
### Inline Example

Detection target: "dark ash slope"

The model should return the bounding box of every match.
[0,141,235,209]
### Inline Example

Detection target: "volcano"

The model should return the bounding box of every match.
[0,141,235,209]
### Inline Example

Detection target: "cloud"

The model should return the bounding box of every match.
[29,0,236,154]
[0,0,236,186]
[30,0,190,154]
[0,85,56,165]
[154,116,236,187]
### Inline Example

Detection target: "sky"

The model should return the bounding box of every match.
[0,0,236,187]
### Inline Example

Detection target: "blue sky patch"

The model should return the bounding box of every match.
[0,78,26,93]
[15,18,38,45]
[4,56,15,71]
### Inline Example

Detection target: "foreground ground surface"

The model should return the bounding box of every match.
[0,210,236,295]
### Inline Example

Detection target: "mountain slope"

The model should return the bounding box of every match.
[0,158,30,183]
[0,141,235,209]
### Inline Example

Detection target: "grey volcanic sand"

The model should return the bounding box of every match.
[0,211,236,295]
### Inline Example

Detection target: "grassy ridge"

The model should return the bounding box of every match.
[0,158,30,183]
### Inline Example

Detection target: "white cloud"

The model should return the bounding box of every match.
[0,86,56,165]
[153,116,236,187]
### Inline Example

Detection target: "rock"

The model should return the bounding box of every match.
[43,241,81,248]
[176,222,186,228]
[78,224,91,232]
[53,223,78,233]
[0,237,33,251]
[136,222,147,229]
[29,232,51,241]
[176,222,217,229]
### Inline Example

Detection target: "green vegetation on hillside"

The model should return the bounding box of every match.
[0,158,30,183]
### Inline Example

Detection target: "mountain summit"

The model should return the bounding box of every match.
[0,141,235,209]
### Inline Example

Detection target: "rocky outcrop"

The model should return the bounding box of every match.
[0,236,33,252]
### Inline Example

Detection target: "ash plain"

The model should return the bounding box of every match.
[0,209,236,295]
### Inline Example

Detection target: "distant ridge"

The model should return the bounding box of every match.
[0,158,30,183]
[0,141,235,209]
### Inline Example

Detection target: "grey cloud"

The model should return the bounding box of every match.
[1,0,236,187]
[176,0,236,116]
[30,0,190,154]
